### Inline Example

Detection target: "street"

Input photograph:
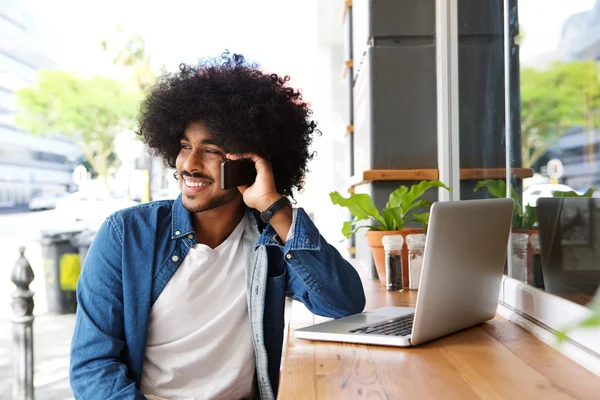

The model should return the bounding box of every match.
[0,209,84,400]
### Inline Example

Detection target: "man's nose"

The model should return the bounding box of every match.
[183,150,206,173]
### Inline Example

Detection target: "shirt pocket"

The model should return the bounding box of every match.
[264,267,287,330]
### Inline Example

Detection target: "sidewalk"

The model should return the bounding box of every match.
[0,313,75,400]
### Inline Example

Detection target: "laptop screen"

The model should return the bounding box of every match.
[536,198,600,307]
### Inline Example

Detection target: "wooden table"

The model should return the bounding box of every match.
[278,270,600,400]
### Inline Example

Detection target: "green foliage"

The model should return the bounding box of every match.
[329,192,386,236]
[101,25,161,93]
[474,179,536,230]
[474,179,519,202]
[330,180,451,239]
[556,299,600,343]
[15,70,140,187]
[553,188,596,198]
[474,180,597,231]
[521,61,600,168]
[521,205,537,230]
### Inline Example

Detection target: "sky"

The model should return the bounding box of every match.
[21,0,319,77]
[16,0,598,73]
[517,0,596,62]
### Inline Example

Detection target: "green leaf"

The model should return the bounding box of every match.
[555,330,569,344]
[555,306,600,345]
[554,188,597,198]
[383,207,404,230]
[579,313,600,328]
[401,180,451,214]
[553,190,579,198]
[330,192,386,227]
[386,186,409,209]
[407,212,430,228]
[341,220,379,238]
[381,209,396,231]
[521,205,537,230]
[404,199,433,215]
[474,179,506,199]
[474,179,522,216]
[341,220,354,239]
[351,225,380,237]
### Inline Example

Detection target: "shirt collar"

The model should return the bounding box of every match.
[171,194,264,240]
[171,194,197,239]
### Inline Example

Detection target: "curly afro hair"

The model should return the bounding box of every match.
[138,51,319,198]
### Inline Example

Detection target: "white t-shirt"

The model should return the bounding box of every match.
[141,216,256,400]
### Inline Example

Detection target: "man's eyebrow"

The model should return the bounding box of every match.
[200,138,218,146]
[179,136,218,146]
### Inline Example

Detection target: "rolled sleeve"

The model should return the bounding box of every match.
[264,208,365,318]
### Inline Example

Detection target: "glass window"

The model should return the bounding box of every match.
[512,0,600,306]
[453,0,600,311]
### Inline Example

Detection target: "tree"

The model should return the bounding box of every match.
[15,70,140,190]
[101,25,163,93]
[100,26,166,202]
[521,61,600,168]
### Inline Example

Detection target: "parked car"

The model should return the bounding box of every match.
[55,191,138,221]
[28,193,65,211]
[522,183,579,208]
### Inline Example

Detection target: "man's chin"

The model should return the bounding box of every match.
[181,191,239,213]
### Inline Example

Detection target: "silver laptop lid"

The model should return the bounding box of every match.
[410,198,513,346]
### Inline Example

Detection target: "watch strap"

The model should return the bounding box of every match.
[260,196,291,224]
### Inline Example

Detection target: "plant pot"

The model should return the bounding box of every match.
[366,228,425,287]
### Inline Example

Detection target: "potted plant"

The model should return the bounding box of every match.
[330,180,451,286]
[473,179,536,232]
[474,179,537,282]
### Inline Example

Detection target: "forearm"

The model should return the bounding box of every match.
[287,241,366,318]
[71,295,147,399]
[277,208,366,317]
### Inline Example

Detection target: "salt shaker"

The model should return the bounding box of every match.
[406,233,426,290]
[382,235,404,291]
[511,233,529,283]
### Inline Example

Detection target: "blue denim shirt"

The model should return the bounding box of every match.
[70,195,366,399]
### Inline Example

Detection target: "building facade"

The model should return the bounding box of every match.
[0,2,80,210]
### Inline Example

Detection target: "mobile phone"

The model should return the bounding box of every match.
[221,159,257,190]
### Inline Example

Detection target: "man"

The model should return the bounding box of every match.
[69,52,366,400]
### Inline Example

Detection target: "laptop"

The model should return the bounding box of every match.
[295,198,514,347]
[536,197,600,299]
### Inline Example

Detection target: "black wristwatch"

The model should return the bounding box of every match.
[260,196,291,224]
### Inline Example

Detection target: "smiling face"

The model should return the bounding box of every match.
[176,122,241,213]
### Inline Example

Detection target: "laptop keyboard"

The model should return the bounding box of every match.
[348,314,414,337]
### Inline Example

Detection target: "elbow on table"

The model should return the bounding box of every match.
[348,289,366,315]
[330,286,366,318]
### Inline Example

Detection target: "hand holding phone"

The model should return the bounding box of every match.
[221,159,257,190]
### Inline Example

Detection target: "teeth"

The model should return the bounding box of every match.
[185,180,210,188]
